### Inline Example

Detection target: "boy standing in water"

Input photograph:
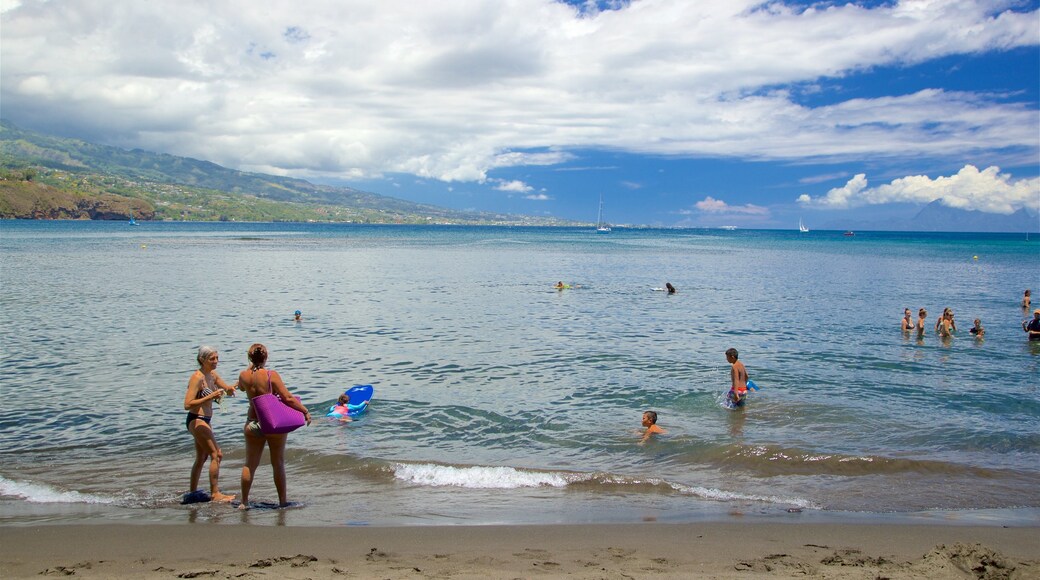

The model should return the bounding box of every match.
[726,348,749,407]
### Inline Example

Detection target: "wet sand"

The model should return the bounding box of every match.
[2,522,1037,578]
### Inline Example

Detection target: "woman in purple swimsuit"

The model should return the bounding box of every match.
[183,345,237,502]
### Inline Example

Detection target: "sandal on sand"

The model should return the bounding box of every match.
[180,489,212,504]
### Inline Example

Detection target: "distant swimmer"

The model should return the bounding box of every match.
[1024,309,1040,341]
[916,309,927,336]
[1024,289,1032,311]
[639,411,666,444]
[969,318,985,338]
[725,348,748,408]
[666,282,676,294]
[555,281,574,290]
[293,310,302,322]
[935,308,956,336]
[901,308,915,331]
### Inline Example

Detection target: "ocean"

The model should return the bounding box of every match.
[1,221,1038,527]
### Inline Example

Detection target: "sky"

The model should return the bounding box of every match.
[1,0,1038,228]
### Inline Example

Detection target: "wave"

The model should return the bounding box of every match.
[704,444,1011,478]
[388,462,816,509]
[0,475,114,504]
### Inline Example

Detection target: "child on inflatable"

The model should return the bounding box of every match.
[327,394,353,422]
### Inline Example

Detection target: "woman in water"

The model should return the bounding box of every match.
[237,343,311,509]
[183,346,237,502]
[916,308,927,337]
[900,308,915,331]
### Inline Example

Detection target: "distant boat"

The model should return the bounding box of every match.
[798,218,809,233]
[596,194,611,233]
[843,231,855,236]
[128,212,139,226]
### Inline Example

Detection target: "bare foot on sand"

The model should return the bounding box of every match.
[212,492,236,503]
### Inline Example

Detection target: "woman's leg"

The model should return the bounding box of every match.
[189,427,206,492]
[189,419,234,502]
[189,419,234,500]
[266,434,289,506]
[239,426,266,509]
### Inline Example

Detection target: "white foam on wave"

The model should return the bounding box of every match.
[393,463,570,489]
[668,481,817,509]
[0,475,114,504]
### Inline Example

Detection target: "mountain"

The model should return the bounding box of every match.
[908,200,1038,233]
[821,200,1039,233]
[0,120,578,224]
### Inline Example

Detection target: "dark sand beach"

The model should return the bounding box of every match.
[2,522,1037,579]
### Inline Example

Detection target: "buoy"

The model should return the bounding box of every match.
[973,255,978,261]
[140,244,147,249]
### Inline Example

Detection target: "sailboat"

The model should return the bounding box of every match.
[128,211,139,226]
[798,218,809,233]
[596,194,611,233]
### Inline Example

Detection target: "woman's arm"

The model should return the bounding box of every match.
[183,372,221,410]
[212,372,237,395]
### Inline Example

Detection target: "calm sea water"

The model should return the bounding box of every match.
[1,221,1038,527]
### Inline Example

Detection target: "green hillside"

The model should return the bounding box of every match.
[0,120,579,224]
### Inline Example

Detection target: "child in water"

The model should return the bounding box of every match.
[328,394,353,422]
[726,348,748,407]
[970,318,985,337]
[639,411,665,444]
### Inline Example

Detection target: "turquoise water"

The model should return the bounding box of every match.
[1,221,1038,526]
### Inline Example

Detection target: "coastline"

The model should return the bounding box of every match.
[2,521,1037,579]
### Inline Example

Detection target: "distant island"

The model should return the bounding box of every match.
[3,120,1036,232]
[0,120,584,226]
[819,200,1038,234]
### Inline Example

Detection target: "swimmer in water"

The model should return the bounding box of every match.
[639,411,666,444]
[726,348,748,407]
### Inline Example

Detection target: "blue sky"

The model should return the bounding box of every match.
[2,0,1037,227]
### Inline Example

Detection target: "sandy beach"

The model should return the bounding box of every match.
[2,522,1037,579]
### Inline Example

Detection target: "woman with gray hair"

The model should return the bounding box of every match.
[182,345,237,503]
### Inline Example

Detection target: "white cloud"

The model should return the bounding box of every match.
[0,0,1036,188]
[525,193,552,201]
[798,165,1040,214]
[494,179,534,193]
[694,196,769,216]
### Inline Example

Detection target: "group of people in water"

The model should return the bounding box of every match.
[900,290,1037,341]
[183,343,311,508]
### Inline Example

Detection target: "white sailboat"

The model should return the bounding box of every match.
[596,194,611,233]
[798,218,809,233]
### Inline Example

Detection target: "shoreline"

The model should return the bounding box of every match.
[2,521,1037,579]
